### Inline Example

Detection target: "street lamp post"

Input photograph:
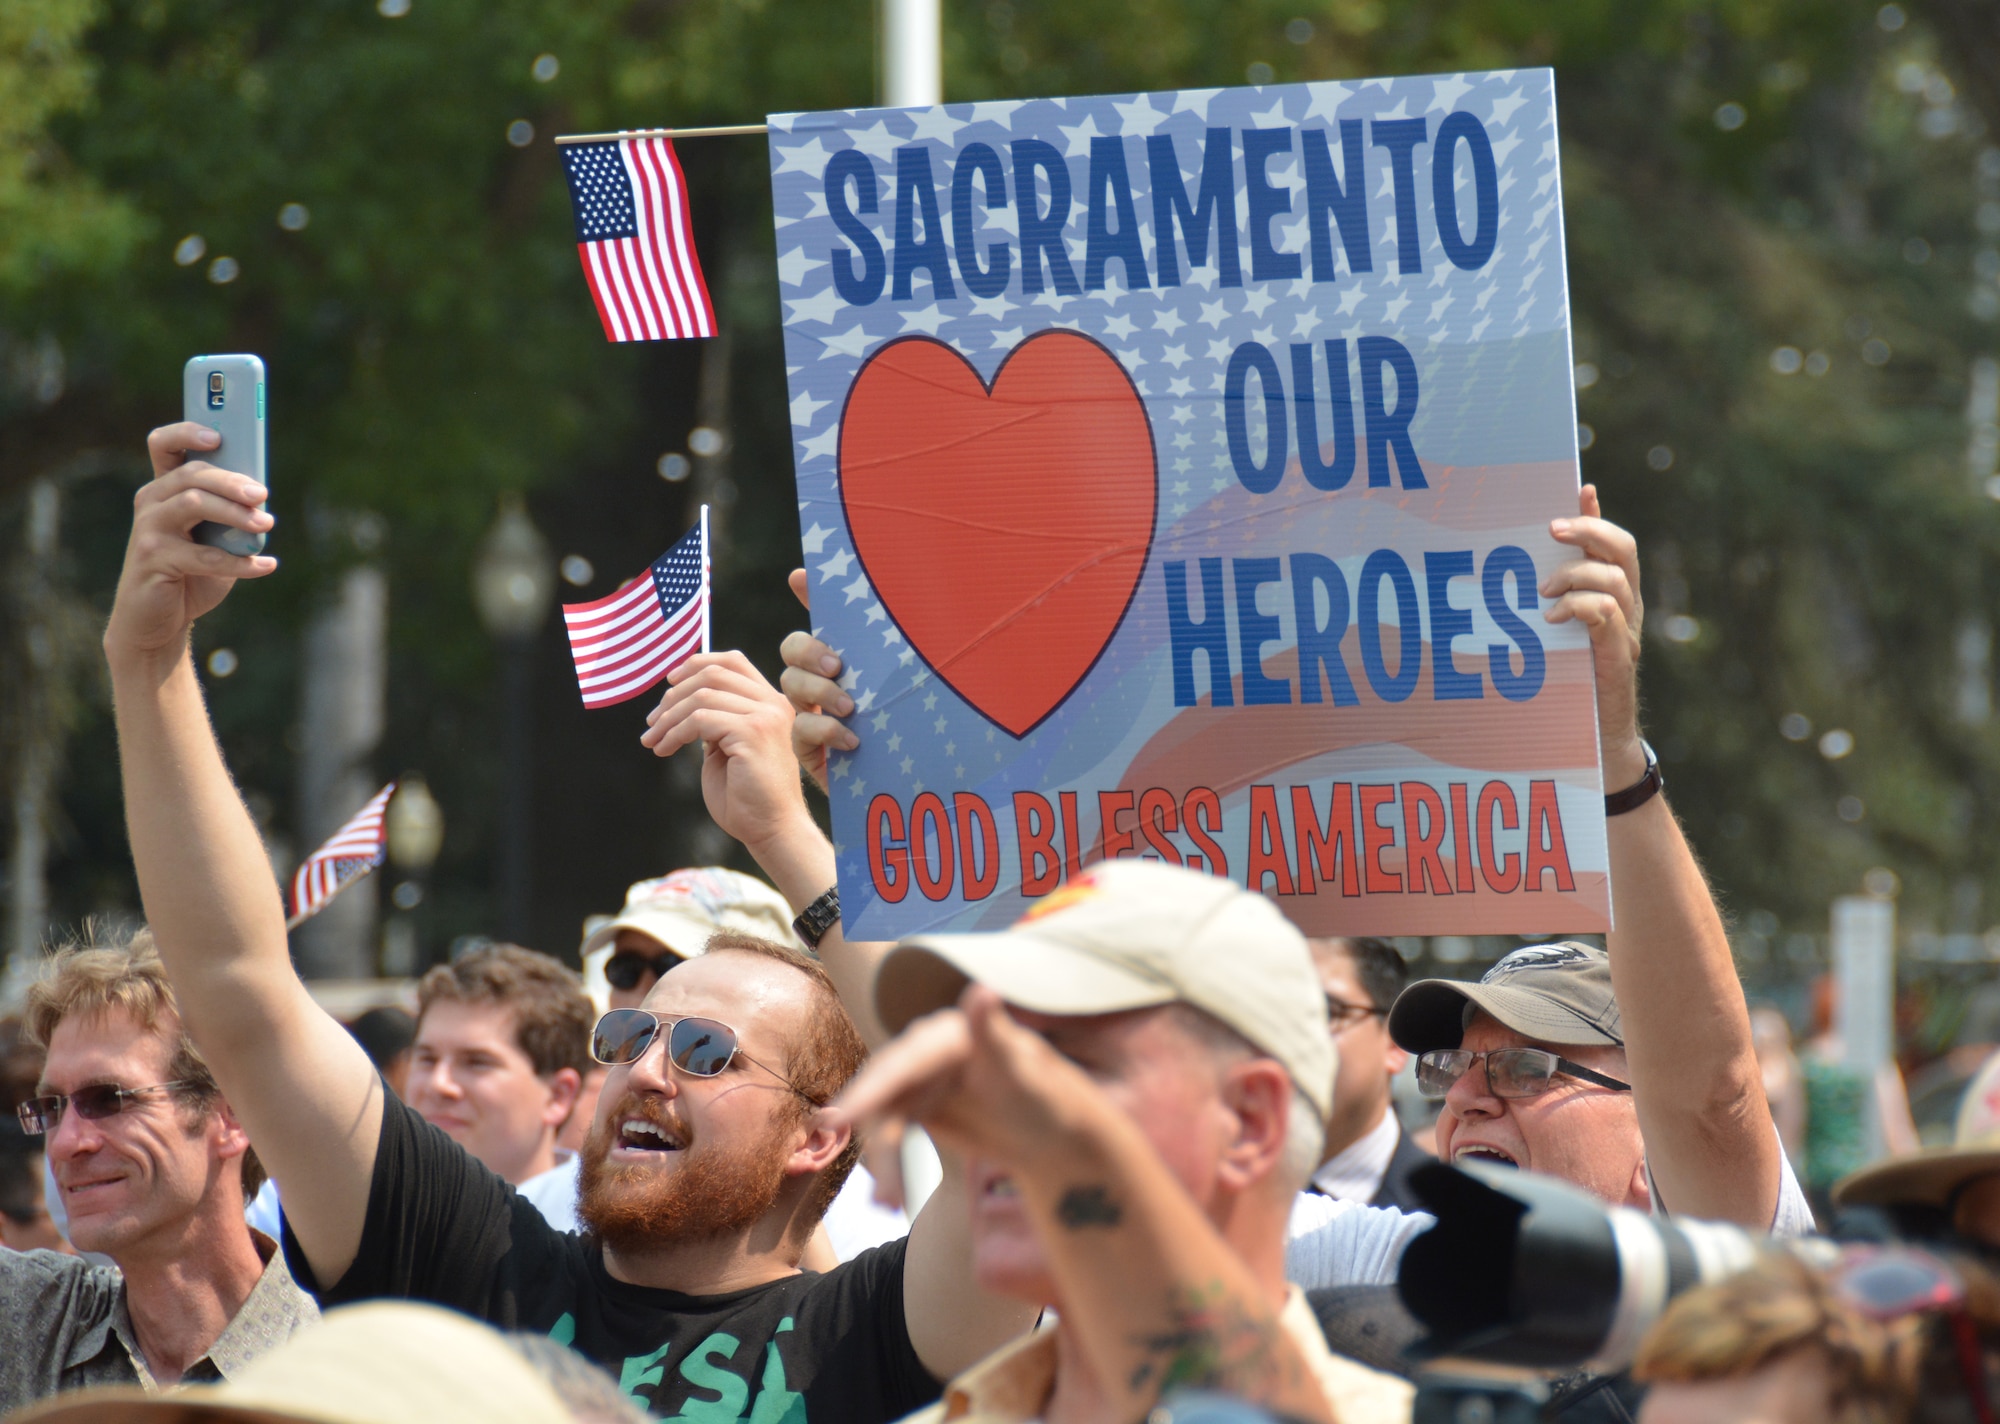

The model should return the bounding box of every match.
[382,775,445,975]
[472,497,554,945]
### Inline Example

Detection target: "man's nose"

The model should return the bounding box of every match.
[1444,1057,1502,1117]
[46,1106,104,1161]
[622,1035,679,1097]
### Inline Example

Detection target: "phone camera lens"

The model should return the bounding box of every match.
[209,372,225,392]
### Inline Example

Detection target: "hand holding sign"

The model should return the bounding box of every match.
[1544,485,1647,786]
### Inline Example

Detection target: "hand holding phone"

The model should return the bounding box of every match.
[184,354,268,555]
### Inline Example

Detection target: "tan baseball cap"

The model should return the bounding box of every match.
[1389,941,1623,1054]
[579,867,798,961]
[10,1302,571,1424]
[1835,1049,2000,1210]
[873,861,1336,1119]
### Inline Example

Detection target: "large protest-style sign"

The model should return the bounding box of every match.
[768,69,1610,938]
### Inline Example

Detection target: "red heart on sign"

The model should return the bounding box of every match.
[839,332,1157,738]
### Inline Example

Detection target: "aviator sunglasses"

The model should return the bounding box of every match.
[16,1081,199,1135]
[1415,1047,1632,1101]
[590,1008,822,1104]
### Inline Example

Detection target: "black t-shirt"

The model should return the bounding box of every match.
[284,1092,940,1424]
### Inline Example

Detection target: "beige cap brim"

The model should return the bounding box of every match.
[876,933,1179,1035]
[1833,1146,2000,1210]
[578,909,706,962]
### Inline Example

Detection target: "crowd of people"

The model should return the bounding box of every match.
[4,422,2000,1423]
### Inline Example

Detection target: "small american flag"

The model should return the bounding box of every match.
[563,508,711,709]
[560,135,716,342]
[287,782,396,930]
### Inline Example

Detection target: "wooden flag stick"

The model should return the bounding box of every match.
[554,124,768,145]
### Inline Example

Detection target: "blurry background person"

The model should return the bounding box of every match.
[1633,1251,1920,1424]
[578,868,797,1012]
[1835,1048,2000,1253]
[1807,974,1923,1218]
[401,944,592,1229]
[2,930,316,1410]
[0,1118,69,1253]
[1303,936,1427,1212]
[347,1005,416,1099]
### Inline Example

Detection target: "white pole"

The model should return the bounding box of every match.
[881,0,941,108]
[1832,894,1896,1159]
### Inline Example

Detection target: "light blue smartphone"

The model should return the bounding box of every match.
[183,354,267,556]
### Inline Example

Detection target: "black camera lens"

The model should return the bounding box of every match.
[209,372,225,392]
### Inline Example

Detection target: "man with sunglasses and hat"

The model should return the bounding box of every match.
[101,422,1035,1423]
[2,929,317,1413]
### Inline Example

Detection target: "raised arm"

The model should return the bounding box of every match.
[106,424,383,1283]
[642,651,1036,1374]
[642,649,892,1046]
[1544,485,1779,1228]
[833,990,1336,1424]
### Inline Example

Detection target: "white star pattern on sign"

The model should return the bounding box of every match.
[774,137,832,175]
[907,107,967,143]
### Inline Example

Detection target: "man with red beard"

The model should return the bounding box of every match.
[103,423,1036,1421]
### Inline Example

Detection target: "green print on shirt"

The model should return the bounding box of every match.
[570,1315,803,1423]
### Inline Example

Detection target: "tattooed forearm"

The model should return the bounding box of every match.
[1125,1283,1303,1402]
[1056,1184,1124,1229]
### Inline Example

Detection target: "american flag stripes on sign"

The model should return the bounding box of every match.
[560,135,716,342]
[287,782,395,930]
[563,508,711,709]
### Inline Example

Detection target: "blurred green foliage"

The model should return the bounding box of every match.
[3,0,1998,984]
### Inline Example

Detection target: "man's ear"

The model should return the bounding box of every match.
[1384,1040,1410,1077]
[543,1067,583,1128]
[1216,1060,1294,1193]
[210,1096,253,1166]
[786,1110,852,1179]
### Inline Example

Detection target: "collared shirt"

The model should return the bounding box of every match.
[0,1227,319,1414]
[1310,1106,1403,1205]
[897,1285,1413,1424]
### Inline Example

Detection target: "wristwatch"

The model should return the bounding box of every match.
[792,886,841,951]
[1604,740,1664,816]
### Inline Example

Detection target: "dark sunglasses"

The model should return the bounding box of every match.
[16,1081,199,1135]
[590,1009,820,1104]
[604,951,680,992]
[1415,1048,1631,1101]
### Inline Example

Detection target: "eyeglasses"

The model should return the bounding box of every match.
[590,1009,821,1104]
[16,1081,199,1135]
[604,951,679,993]
[1325,995,1388,1033]
[1415,1048,1631,1101]
[1835,1247,1996,1424]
